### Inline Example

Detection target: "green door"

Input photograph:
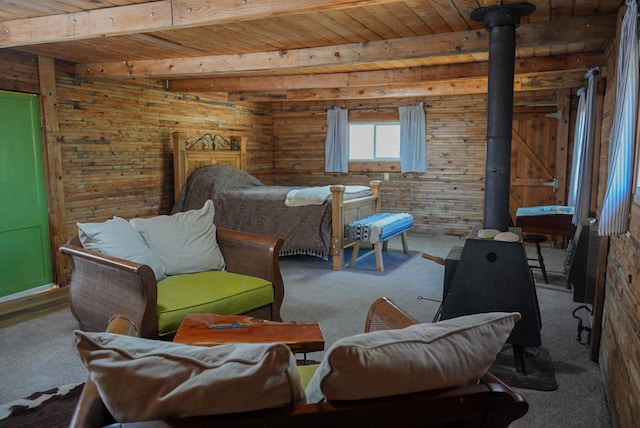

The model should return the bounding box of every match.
[0,90,52,298]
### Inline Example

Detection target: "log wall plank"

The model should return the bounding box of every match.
[0,50,40,93]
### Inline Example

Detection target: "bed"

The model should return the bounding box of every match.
[171,132,381,270]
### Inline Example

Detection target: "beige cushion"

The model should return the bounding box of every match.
[494,231,520,242]
[477,228,501,239]
[305,312,521,403]
[77,216,166,280]
[74,330,305,422]
[130,200,225,275]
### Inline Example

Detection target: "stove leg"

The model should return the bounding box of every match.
[513,345,527,374]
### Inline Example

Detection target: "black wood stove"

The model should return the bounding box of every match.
[439,226,542,372]
[437,3,541,373]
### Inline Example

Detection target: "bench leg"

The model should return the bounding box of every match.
[374,243,384,272]
[401,232,409,254]
[349,240,362,268]
[351,240,384,272]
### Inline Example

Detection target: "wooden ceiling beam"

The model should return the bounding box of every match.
[0,2,173,48]
[172,0,404,27]
[0,0,401,48]
[227,70,593,101]
[75,14,616,79]
[167,53,604,92]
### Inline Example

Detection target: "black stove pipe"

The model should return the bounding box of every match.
[471,3,535,231]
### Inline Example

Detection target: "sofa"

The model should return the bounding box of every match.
[60,200,285,339]
[70,298,528,427]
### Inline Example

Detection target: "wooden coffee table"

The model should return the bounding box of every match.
[174,313,324,362]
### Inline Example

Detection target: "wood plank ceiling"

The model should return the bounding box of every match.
[0,0,622,101]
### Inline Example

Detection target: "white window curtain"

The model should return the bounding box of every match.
[324,107,349,173]
[568,68,599,225]
[599,0,639,236]
[399,103,427,173]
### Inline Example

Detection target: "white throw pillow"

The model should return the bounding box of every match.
[77,216,166,280]
[74,330,305,422]
[130,200,225,275]
[305,311,521,403]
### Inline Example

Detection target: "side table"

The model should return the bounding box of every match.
[174,313,324,363]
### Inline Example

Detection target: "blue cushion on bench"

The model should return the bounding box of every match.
[348,213,414,242]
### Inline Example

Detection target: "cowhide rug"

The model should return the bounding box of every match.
[0,382,83,427]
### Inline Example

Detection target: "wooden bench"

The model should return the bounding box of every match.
[348,212,414,272]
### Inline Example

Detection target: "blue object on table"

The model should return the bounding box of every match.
[516,206,574,217]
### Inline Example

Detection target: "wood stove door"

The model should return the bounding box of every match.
[509,112,561,218]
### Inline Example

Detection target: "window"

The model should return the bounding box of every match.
[349,122,400,160]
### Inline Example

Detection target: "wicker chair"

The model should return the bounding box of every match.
[364,296,420,331]
[70,297,528,428]
[60,228,285,339]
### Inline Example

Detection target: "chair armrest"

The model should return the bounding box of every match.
[364,297,420,332]
[478,371,529,426]
[59,241,159,339]
[70,379,115,428]
[216,228,285,321]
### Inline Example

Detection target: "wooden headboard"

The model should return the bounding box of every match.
[172,131,247,200]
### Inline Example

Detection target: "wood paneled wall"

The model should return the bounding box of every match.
[270,93,563,237]
[0,50,39,93]
[601,227,640,427]
[0,50,272,285]
[596,6,640,426]
[270,97,487,236]
[54,62,272,238]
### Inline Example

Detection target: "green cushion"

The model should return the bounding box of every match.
[296,364,320,390]
[156,271,274,337]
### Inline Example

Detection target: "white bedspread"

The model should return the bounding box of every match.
[285,185,370,207]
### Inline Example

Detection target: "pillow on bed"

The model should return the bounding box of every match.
[305,311,521,403]
[74,330,305,422]
[77,216,166,281]
[130,200,225,275]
